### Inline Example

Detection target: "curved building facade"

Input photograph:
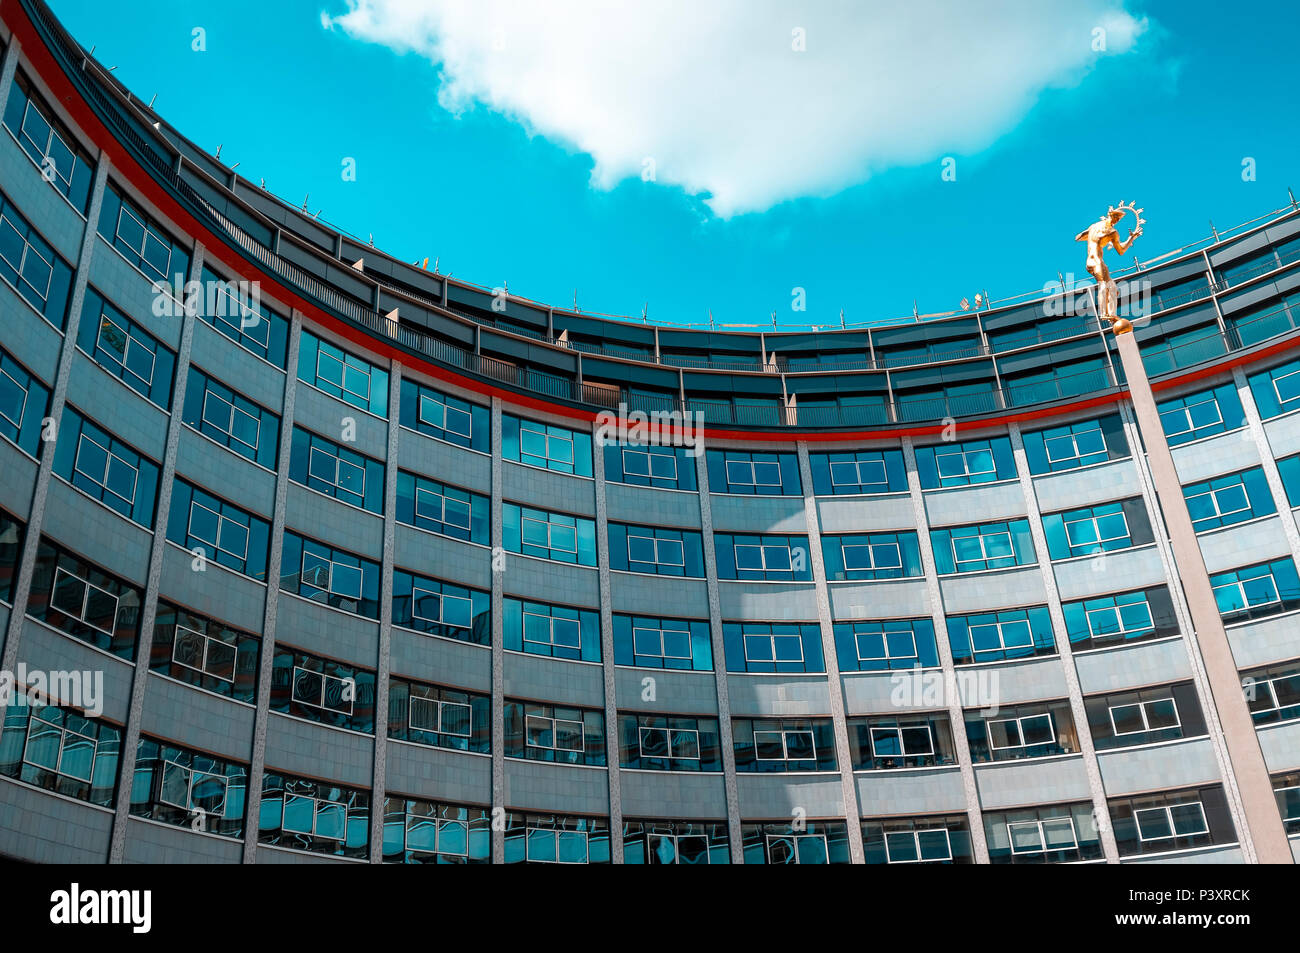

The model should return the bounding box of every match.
[2,0,1300,864]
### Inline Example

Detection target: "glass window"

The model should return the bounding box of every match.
[503,504,597,565]
[504,700,605,766]
[1156,383,1244,446]
[0,188,75,327]
[723,622,824,674]
[195,266,289,368]
[77,289,175,407]
[280,532,381,618]
[1210,558,1300,624]
[1022,414,1127,474]
[612,614,712,671]
[271,646,375,733]
[297,331,389,417]
[947,606,1055,664]
[382,797,491,864]
[0,699,121,806]
[604,443,697,490]
[388,679,490,753]
[1042,499,1150,560]
[183,366,279,468]
[166,479,270,580]
[502,415,592,476]
[504,598,600,662]
[733,717,836,772]
[863,815,972,865]
[1062,586,1178,651]
[714,533,813,582]
[1182,467,1274,533]
[52,406,160,527]
[930,519,1034,573]
[834,618,940,672]
[259,772,369,858]
[607,523,704,577]
[618,714,723,772]
[1108,785,1233,857]
[706,450,800,495]
[822,532,921,581]
[27,537,141,658]
[0,344,51,457]
[623,820,730,864]
[399,379,489,451]
[810,449,907,495]
[392,570,490,645]
[916,436,1015,488]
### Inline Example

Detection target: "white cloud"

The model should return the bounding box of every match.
[322,0,1150,217]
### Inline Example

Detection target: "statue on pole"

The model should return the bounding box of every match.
[1076,201,1145,333]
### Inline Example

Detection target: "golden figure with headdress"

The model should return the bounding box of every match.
[1077,201,1145,333]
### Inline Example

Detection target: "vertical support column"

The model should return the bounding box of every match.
[1114,331,1291,863]
[590,433,623,862]
[0,36,21,107]
[368,362,402,861]
[694,452,745,864]
[795,442,865,864]
[900,436,990,863]
[1233,366,1300,563]
[1116,401,1255,857]
[489,397,505,864]
[241,313,303,864]
[108,241,205,862]
[1,157,108,670]
[1007,421,1119,863]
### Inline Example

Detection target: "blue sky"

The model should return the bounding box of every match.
[47,0,1300,331]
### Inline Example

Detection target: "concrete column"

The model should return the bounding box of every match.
[590,432,623,862]
[1114,330,1291,863]
[367,362,402,861]
[1006,421,1119,862]
[795,441,865,864]
[899,436,990,863]
[694,452,745,864]
[240,313,302,864]
[1116,400,1255,858]
[1,156,107,670]
[0,36,20,107]
[489,397,505,863]
[108,241,204,862]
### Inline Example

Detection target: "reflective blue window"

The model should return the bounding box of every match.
[1249,356,1300,420]
[965,700,1078,763]
[382,797,491,864]
[1061,586,1178,651]
[733,717,836,772]
[848,714,956,769]
[392,570,490,645]
[915,436,1016,488]
[395,470,486,541]
[863,815,972,865]
[503,699,605,766]
[297,330,389,417]
[612,614,712,671]
[723,621,823,674]
[387,678,490,753]
[291,428,386,513]
[504,813,610,864]
[183,366,279,468]
[706,449,800,495]
[0,187,75,327]
[77,288,175,407]
[714,533,813,582]
[607,523,704,576]
[399,378,488,451]
[1022,414,1128,474]
[502,414,591,476]
[259,772,369,858]
[3,71,94,212]
[97,183,190,289]
[1243,661,1300,726]
[618,713,723,771]
[503,503,596,565]
[822,532,922,581]
[166,479,270,580]
[833,618,940,672]
[742,820,850,864]
[0,344,50,457]
[503,597,600,662]
[129,737,247,838]
[150,600,259,703]
[810,449,907,495]
[946,606,1056,664]
[624,820,729,864]
[603,442,697,490]
[0,697,121,806]
[280,532,381,618]
[1182,467,1275,533]
[52,406,159,527]
[1042,498,1151,559]
[270,645,376,733]
[1209,557,1300,624]
[930,519,1034,573]
[28,537,141,659]
[1156,383,1244,446]
[197,266,289,368]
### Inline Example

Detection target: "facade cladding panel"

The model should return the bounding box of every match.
[0,0,1298,865]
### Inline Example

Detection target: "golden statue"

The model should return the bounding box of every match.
[1076,201,1145,333]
